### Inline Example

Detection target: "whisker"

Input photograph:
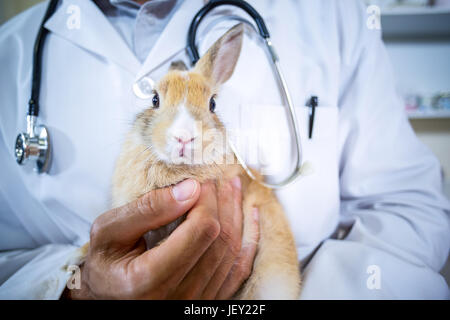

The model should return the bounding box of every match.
[135,145,151,159]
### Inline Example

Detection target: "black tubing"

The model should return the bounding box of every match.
[186,0,270,66]
[28,0,59,117]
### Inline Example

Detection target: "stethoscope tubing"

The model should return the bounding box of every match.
[187,0,270,65]
[29,0,59,118]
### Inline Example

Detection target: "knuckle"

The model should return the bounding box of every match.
[220,181,233,196]
[220,226,241,256]
[196,202,216,220]
[199,216,221,242]
[203,181,218,197]
[89,217,104,243]
[237,260,253,281]
[138,191,159,217]
[219,183,235,204]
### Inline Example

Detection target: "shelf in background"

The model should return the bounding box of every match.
[406,109,450,119]
[381,6,450,39]
[382,6,450,16]
[444,180,450,200]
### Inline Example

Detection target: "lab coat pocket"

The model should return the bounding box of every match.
[235,104,338,179]
[237,103,341,257]
[229,103,297,178]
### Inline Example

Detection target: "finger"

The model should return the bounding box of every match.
[90,179,200,248]
[201,176,243,299]
[133,182,221,292]
[176,177,242,299]
[216,207,260,300]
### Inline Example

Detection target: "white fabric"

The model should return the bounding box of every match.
[104,0,181,62]
[0,0,448,299]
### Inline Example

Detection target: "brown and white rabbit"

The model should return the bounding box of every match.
[111,23,300,300]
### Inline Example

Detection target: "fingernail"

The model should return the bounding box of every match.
[231,176,241,190]
[252,207,259,221]
[172,179,197,202]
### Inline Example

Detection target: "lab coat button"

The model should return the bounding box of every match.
[133,77,155,99]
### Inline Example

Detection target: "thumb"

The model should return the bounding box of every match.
[91,179,200,247]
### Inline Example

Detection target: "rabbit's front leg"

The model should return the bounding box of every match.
[236,188,301,300]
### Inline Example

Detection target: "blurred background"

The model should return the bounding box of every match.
[371,0,450,200]
[0,0,43,23]
[1,0,449,288]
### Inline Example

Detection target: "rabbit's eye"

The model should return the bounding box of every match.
[209,96,216,113]
[152,92,160,109]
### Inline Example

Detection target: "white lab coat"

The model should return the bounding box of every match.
[0,0,449,299]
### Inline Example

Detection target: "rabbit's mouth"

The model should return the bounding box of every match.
[170,140,198,165]
[158,132,232,167]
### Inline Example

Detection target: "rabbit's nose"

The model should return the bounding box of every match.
[175,136,196,145]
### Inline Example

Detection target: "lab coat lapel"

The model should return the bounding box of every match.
[44,0,141,75]
[135,0,203,81]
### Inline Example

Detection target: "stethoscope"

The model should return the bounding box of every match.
[15,0,307,189]
[14,0,58,174]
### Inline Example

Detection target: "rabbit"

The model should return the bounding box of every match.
[111,23,301,300]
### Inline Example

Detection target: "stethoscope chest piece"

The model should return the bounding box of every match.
[15,116,50,173]
[14,0,57,174]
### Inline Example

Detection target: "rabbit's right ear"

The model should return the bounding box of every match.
[194,23,244,87]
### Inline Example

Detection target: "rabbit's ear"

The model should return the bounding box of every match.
[194,23,244,86]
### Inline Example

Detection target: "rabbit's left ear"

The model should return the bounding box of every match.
[194,23,244,86]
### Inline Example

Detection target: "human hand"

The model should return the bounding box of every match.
[172,177,260,299]
[64,178,259,299]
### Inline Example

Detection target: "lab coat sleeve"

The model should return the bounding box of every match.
[0,123,84,300]
[299,3,450,299]
[0,2,85,300]
[0,187,83,300]
[0,245,84,300]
